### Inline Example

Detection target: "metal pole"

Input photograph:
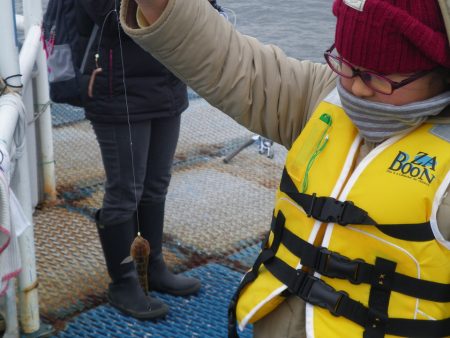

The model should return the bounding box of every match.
[11,160,40,335]
[0,103,19,154]
[0,1,21,89]
[15,14,24,32]
[18,26,41,87]
[4,280,20,338]
[33,50,57,202]
[23,0,57,202]
[0,159,19,338]
[0,0,41,335]
[15,0,44,334]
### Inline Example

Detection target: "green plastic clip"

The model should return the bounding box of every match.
[319,113,332,126]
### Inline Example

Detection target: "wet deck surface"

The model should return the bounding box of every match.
[34,97,287,337]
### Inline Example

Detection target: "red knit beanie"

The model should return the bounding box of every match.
[333,0,450,73]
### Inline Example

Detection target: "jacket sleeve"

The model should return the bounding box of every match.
[120,0,337,148]
[77,0,119,34]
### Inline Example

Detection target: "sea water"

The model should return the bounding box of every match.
[19,0,335,63]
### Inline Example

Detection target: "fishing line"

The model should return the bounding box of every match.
[96,1,238,237]
[114,2,142,234]
[113,2,151,292]
[97,2,142,235]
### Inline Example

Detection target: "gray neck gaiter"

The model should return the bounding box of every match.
[336,81,450,143]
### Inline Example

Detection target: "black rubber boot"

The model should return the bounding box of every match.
[138,201,201,296]
[95,210,169,319]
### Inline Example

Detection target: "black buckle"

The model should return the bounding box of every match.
[319,198,354,225]
[298,274,348,316]
[316,248,363,284]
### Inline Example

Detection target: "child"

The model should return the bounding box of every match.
[120,0,450,336]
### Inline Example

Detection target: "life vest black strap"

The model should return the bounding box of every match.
[280,168,376,225]
[364,258,396,338]
[278,224,450,302]
[374,222,435,241]
[229,205,449,337]
[228,212,286,338]
[264,256,450,337]
[280,167,436,241]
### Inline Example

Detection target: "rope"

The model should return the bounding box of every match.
[0,74,23,96]
[30,101,52,125]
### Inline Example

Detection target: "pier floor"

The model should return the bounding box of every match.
[31,96,287,337]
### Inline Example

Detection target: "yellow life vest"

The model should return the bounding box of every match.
[230,90,450,338]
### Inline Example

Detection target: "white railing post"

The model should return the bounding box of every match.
[11,97,40,335]
[4,280,20,338]
[0,115,20,338]
[0,4,22,338]
[0,1,21,89]
[0,148,19,338]
[16,28,43,338]
[0,0,41,335]
[23,0,57,203]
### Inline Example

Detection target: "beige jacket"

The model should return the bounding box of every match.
[120,0,337,147]
[120,0,450,239]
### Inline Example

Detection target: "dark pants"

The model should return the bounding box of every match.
[91,115,181,225]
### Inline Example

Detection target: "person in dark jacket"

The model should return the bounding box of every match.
[75,0,221,320]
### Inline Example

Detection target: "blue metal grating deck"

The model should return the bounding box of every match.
[228,244,261,271]
[51,104,86,126]
[54,264,253,338]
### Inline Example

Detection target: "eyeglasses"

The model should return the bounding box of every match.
[324,44,433,95]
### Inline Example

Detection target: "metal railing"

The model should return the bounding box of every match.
[0,0,57,336]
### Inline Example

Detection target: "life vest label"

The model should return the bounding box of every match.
[387,150,436,185]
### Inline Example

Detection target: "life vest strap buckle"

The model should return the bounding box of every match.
[317,248,363,284]
[314,197,354,225]
[298,274,348,316]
